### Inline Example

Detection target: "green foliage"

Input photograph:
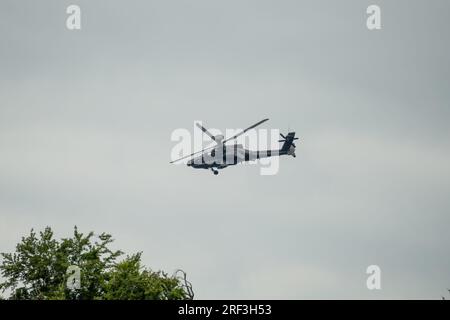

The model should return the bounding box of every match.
[0,226,192,300]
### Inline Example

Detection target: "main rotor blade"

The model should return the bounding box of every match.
[223,118,269,144]
[195,122,217,142]
[169,144,216,164]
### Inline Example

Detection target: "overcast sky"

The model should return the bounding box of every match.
[1,0,450,299]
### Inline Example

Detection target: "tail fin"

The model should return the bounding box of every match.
[279,132,298,156]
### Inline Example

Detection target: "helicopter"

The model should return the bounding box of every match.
[170,118,298,175]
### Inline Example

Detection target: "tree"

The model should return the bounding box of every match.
[0,226,193,300]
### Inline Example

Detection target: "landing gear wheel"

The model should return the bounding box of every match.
[212,169,219,175]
